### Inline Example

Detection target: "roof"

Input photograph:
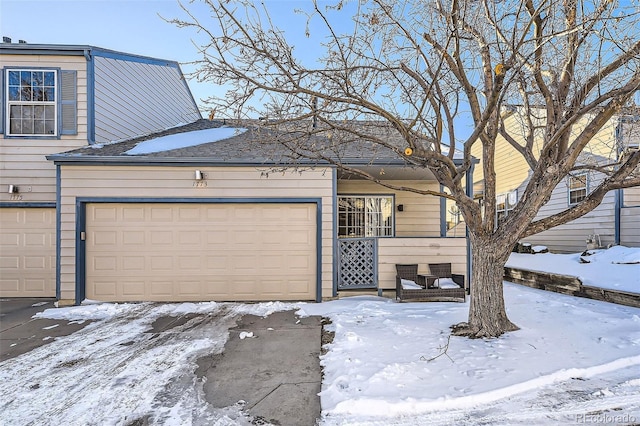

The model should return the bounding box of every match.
[0,42,178,68]
[48,119,462,171]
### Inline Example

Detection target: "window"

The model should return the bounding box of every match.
[6,70,57,136]
[496,190,517,224]
[569,174,588,204]
[338,195,394,237]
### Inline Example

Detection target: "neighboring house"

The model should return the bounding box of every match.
[1,43,471,306]
[470,108,640,253]
[0,42,201,299]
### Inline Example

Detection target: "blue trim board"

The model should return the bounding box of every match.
[74,197,323,305]
[56,166,62,300]
[0,202,56,208]
[90,47,179,69]
[465,161,476,294]
[615,191,622,243]
[332,169,338,297]
[86,54,96,144]
[75,199,87,304]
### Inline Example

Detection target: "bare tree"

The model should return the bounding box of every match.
[171,0,640,337]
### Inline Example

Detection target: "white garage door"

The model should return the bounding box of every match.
[85,203,317,302]
[0,208,56,297]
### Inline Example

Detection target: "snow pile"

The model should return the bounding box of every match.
[580,245,640,265]
[507,245,640,293]
[125,127,246,155]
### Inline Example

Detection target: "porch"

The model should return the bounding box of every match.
[335,171,470,298]
[336,237,468,297]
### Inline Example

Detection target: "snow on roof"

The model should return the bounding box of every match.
[125,127,247,155]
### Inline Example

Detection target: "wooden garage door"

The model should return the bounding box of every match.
[0,208,56,297]
[85,203,317,302]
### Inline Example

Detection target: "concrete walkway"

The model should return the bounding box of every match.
[196,310,322,426]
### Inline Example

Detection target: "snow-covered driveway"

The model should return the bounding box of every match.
[0,301,300,425]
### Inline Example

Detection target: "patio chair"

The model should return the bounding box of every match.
[428,263,465,288]
[395,263,466,302]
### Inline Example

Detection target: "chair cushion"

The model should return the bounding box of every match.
[400,279,422,289]
[434,278,461,289]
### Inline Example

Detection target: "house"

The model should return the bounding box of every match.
[0,42,201,299]
[44,118,471,305]
[470,108,640,253]
[44,120,473,304]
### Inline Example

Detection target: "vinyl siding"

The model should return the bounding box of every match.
[521,173,617,252]
[0,54,88,203]
[57,165,334,302]
[472,111,634,253]
[620,206,640,247]
[337,180,441,237]
[93,56,200,143]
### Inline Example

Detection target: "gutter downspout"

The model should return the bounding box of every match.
[614,118,622,245]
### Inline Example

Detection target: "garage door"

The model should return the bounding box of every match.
[0,208,56,297]
[85,203,317,302]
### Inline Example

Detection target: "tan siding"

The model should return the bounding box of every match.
[1,54,88,203]
[621,207,640,247]
[378,237,467,290]
[337,180,441,237]
[623,187,640,206]
[58,165,334,302]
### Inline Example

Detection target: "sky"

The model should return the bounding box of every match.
[0,0,350,115]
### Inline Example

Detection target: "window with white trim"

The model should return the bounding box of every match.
[338,195,394,237]
[6,69,57,136]
[496,190,517,224]
[568,174,588,204]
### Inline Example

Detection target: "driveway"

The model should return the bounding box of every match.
[0,300,322,425]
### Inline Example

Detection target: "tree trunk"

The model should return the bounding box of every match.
[453,236,519,338]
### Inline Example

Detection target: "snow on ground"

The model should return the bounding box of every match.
[507,245,640,293]
[0,301,300,426]
[1,247,639,425]
[299,284,640,425]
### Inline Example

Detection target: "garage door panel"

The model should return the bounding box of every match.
[0,208,56,297]
[85,203,316,302]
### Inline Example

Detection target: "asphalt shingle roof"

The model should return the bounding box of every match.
[49,119,414,167]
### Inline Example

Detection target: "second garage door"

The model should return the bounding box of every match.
[85,203,317,302]
[0,207,56,297]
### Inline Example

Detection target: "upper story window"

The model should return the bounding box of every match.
[338,195,394,238]
[6,70,57,136]
[2,68,76,138]
[568,174,588,204]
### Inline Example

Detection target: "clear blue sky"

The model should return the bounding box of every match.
[0,0,334,112]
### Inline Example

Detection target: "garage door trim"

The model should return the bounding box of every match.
[75,197,323,304]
